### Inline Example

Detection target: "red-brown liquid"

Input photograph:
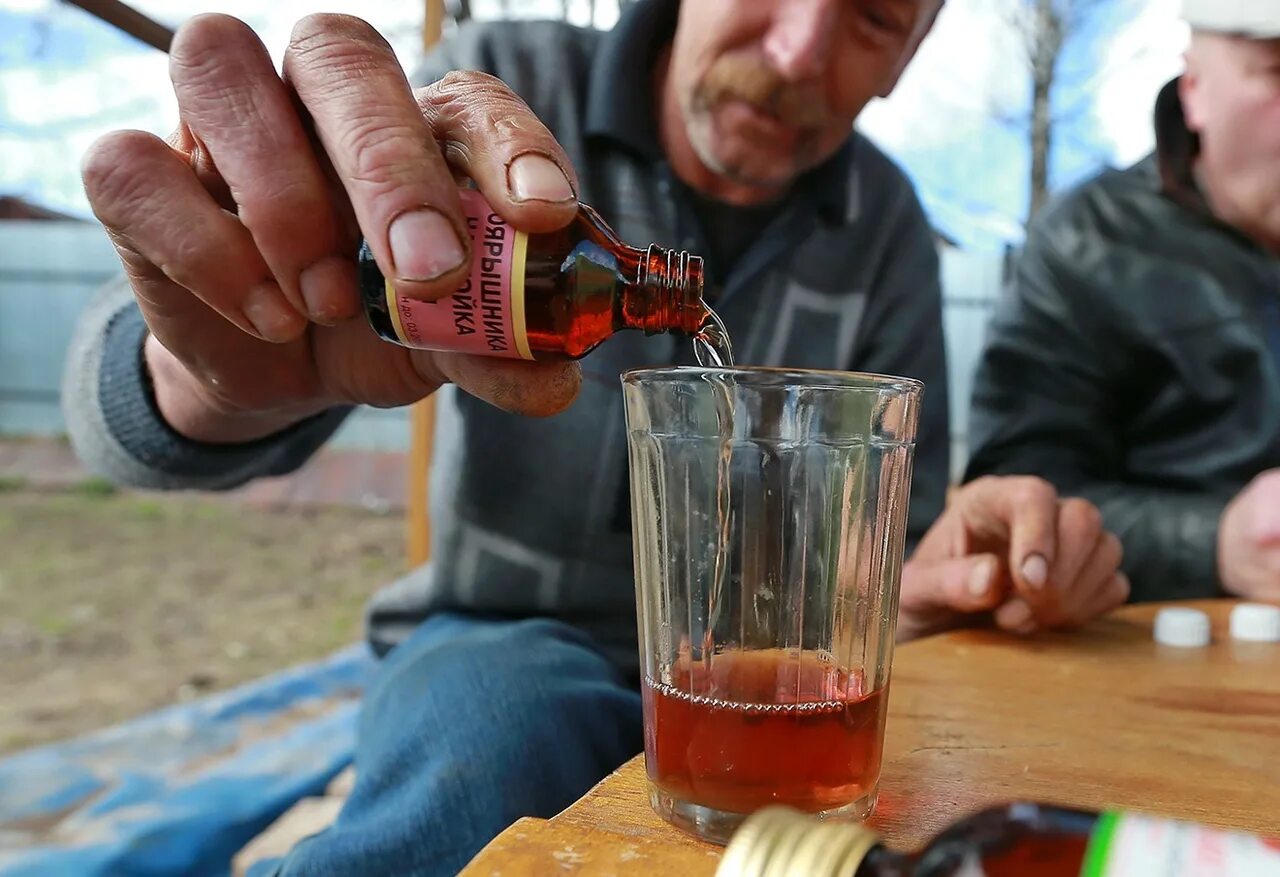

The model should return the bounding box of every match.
[507,204,707,359]
[644,649,888,815]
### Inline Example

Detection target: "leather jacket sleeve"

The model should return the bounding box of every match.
[965,227,1226,601]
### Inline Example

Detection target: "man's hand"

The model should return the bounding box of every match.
[1220,470,1280,600]
[896,476,1129,641]
[82,14,582,444]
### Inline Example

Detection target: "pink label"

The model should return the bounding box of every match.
[385,189,531,359]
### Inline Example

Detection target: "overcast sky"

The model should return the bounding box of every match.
[0,0,1187,249]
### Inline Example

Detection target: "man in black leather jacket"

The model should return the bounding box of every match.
[968,2,1280,605]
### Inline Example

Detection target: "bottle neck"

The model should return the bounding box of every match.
[622,244,706,336]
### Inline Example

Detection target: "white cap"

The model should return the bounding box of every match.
[1154,607,1212,648]
[1230,603,1280,643]
[1183,1,1280,38]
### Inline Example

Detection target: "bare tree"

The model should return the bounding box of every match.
[1001,0,1140,221]
[1023,0,1063,219]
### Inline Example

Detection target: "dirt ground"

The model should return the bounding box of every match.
[0,483,403,755]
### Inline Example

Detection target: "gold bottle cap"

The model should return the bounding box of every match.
[717,808,881,877]
[716,808,801,877]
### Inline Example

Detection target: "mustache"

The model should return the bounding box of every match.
[693,55,831,129]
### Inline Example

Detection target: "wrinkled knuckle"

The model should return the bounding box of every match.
[420,80,470,130]
[340,121,429,192]
[436,138,476,173]
[156,236,222,292]
[424,73,539,138]
[289,14,392,76]
[291,13,382,51]
[171,14,255,79]
[184,79,268,134]
[432,70,512,99]
[292,12,351,41]
[82,131,167,219]
[237,178,328,245]
[425,77,487,111]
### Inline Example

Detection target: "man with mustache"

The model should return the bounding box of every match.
[66,1,1127,873]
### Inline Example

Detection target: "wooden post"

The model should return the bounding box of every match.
[406,0,447,570]
[406,395,437,569]
[423,0,445,51]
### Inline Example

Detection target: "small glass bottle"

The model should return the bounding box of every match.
[717,803,1280,876]
[359,189,707,361]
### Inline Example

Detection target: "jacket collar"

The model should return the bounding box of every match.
[1154,77,1210,215]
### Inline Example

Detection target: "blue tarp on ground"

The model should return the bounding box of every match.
[0,645,376,877]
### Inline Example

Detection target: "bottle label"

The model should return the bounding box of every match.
[1082,811,1280,876]
[383,189,533,360]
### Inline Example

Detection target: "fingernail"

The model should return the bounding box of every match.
[389,208,467,282]
[507,153,575,203]
[968,559,994,597]
[243,281,303,342]
[299,256,357,324]
[1001,599,1034,629]
[1021,554,1049,590]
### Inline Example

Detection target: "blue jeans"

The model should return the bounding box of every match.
[249,613,643,877]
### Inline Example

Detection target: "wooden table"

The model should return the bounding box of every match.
[460,600,1280,876]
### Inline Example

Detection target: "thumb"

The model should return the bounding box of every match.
[900,553,1007,616]
[415,351,582,417]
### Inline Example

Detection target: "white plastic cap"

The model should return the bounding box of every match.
[1230,603,1280,643]
[1154,607,1211,648]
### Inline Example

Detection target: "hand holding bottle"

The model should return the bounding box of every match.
[82,14,583,442]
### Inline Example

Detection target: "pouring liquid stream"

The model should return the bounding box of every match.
[692,306,735,678]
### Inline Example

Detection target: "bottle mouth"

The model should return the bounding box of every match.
[641,244,706,335]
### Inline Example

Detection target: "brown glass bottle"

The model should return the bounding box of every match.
[359,189,706,361]
[718,803,1280,876]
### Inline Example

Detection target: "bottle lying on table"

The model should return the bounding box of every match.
[717,802,1280,876]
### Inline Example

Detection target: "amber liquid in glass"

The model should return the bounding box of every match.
[644,649,888,815]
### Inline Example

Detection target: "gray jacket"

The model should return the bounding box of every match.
[64,2,949,671]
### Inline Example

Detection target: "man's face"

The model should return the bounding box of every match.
[668,0,939,193]
[1182,34,1280,251]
